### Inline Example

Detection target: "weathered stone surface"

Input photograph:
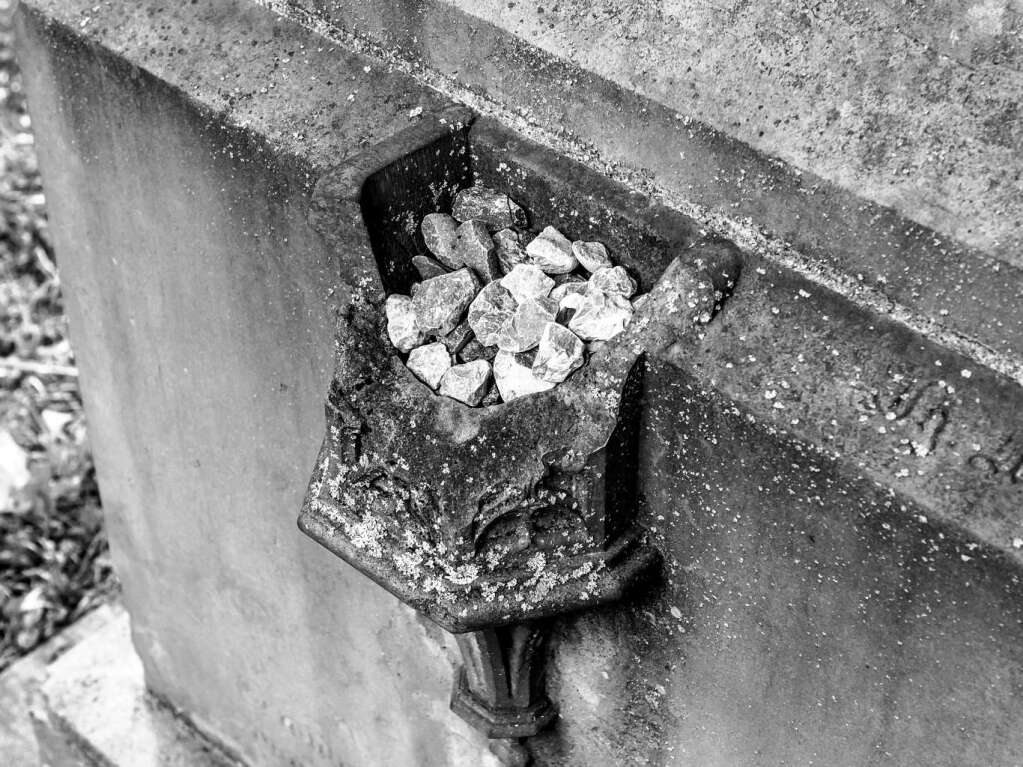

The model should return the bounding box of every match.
[438,320,474,355]
[492,350,556,402]
[572,240,612,273]
[420,213,461,269]
[525,226,578,274]
[454,220,499,281]
[568,289,634,341]
[451,186,527,231]
[438,359,492,405]
[406,342,452,390]
[589,265,637,298]
[385,294,425,352]
[459,339,498,364]
[550,278,588,303]
[497,297,558,353]
[532,322,585,383]
[412,254,449,280]
[467,280,518,346]
[411,268,479,336]
[493,228,529,274]
[500,263,554,304]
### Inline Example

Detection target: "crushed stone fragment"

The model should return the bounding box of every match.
[501,263,554,304]
[467,280,518,346]
[550,278,588,303]
[493,228,530,274]
[438,360,492,406]
[525,226,578,274]
[420,213,461,269]
[454,220,499,281]
[459,339,498,364]
[439,320,474,355]
[497,297,558,353]
[452,186,527,231]
[385,294,425,352]
[589,266,637,298]
[406,342,452,389]
[533,323,585,383]
[411,268,479,336]
[568,289,633,341]
[493,350,556,402]
[393,203,646,406]
[572,240,613,273]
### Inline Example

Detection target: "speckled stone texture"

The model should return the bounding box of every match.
[278,0,1023,362]
[19,1,1023,766]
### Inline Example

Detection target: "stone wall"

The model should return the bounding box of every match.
[16,0,1023,765]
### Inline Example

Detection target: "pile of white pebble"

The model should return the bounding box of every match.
[385,185,643,406]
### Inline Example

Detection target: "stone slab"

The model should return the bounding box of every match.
[0,604,120,767]
[31,605,240,767]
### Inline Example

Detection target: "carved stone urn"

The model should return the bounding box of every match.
[298,106,741,760]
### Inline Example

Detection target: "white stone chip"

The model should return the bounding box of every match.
[385,294,425,352]
[493,351,556,402]
[500,263,554,304]
[439,360,492,406]
[496,297,558,353]
[421,213,461,269]
[572,240,613,273]
[525,226,578,274]
[550,279,588,304]
[568,289,634,341]
[558,292,586,312]
[406,342,452,390]
[412,268,479,336]
[532,323,585,383]
[589,266,637,298]
[468,281,518,346]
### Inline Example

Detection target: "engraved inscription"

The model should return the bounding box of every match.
[855,370,955,458]
[968,435,1023,486]
[890,379,953,457]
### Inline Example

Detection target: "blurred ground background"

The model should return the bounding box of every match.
[0,1,116,672]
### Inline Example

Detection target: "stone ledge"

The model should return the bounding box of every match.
[19,0,1023,368]
[30,603,242,767]
[0,604,120,766]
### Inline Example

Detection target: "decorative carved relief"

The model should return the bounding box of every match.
[296,108,742,762]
